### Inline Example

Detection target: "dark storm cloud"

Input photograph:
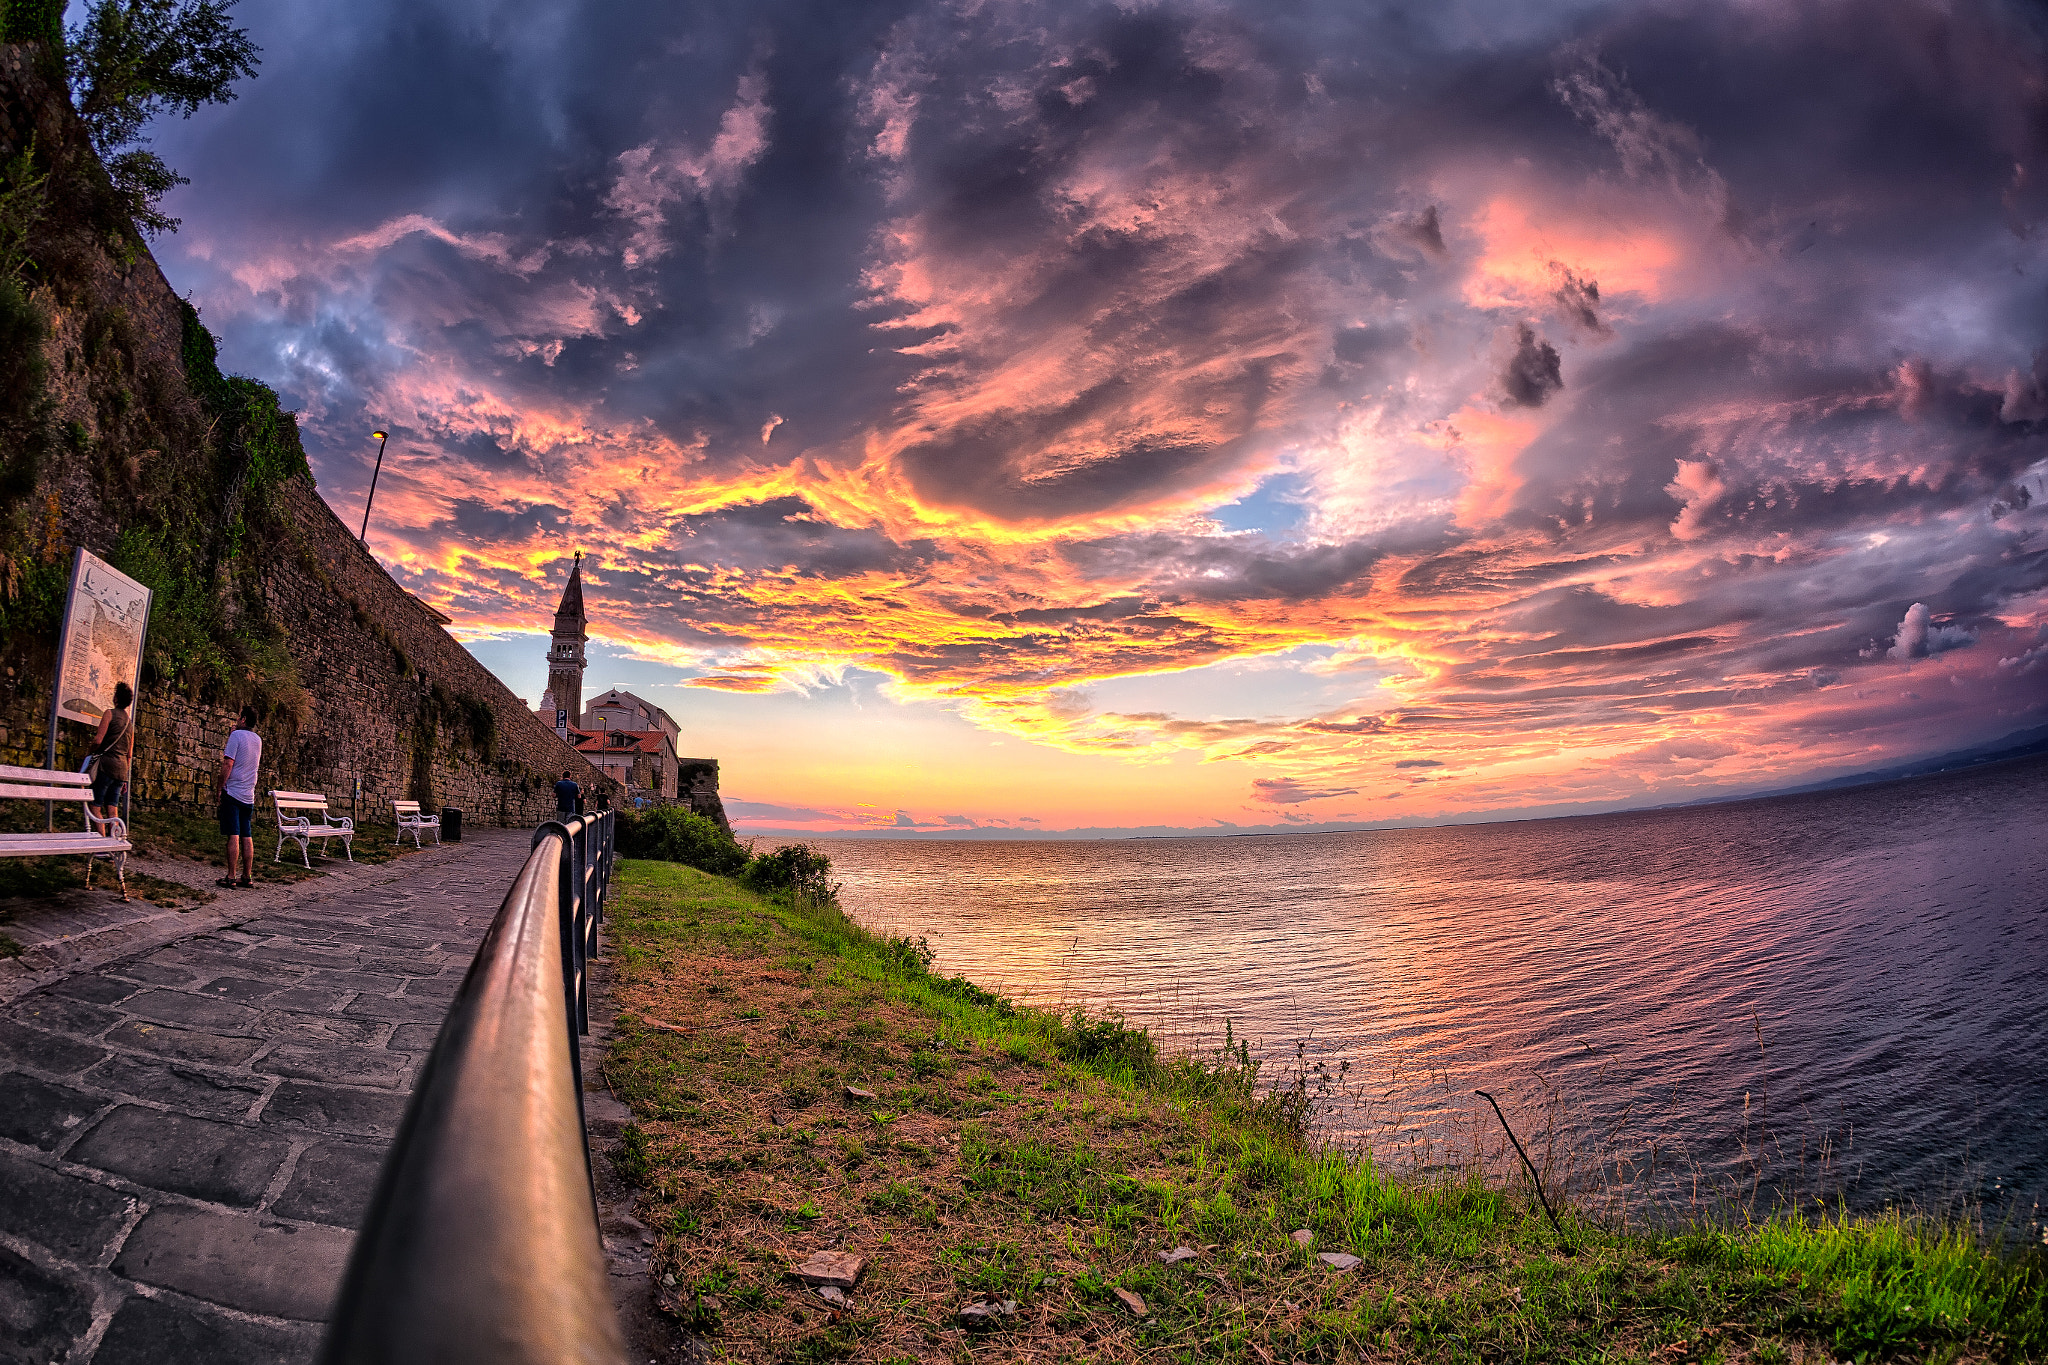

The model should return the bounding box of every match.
[443,499,567,543]
[672,498,930,578]
[1501,324,1564,408]
[1550,266,1608,337]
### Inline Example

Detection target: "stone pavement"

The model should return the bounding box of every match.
[1,836,495,1006]
[0,827,536,1364]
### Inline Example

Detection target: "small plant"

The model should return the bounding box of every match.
[616,1123,652,1187]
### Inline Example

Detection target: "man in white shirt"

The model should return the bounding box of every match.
[218,706,262,889]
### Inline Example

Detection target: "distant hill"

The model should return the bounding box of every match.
[1669,722,2048,810]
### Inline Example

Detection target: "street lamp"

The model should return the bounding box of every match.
[360,429,390,542]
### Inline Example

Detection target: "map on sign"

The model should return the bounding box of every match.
[55,550,152,725]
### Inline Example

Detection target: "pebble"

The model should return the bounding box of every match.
[1317,1252,1362,1271]
[958,1297,1018,1326]
[844,1085,877,1101]
[1159,1246,1198,1265]
[1114,1287,1148,1317]
[1290,1229,1314,1248]
[815,1286,851,1309]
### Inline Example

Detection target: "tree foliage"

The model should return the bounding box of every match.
[63,0,258,235]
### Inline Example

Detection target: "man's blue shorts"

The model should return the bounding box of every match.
[218,794,254,838]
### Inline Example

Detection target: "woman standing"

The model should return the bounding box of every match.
[87,681,135,829]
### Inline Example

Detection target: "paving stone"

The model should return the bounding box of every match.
[69,1106,290,1207]
[112,1206,351,1321]
[109,960,199,986]
[261,1080,409,1138]
[85,1055,269,1120]
[103,1019,262,1066]
[0,1020,107,1076]
[145,945,255,973]
[401,975,462,1002]
[0,1244,96,1363]
[355,954,455,979]
[302,969,404,995]
[254,1012,386,1047]
[123,990,261,1033]
[191,975,288,1003]
[45,974,143,1007]
[258,1044,408,1088]
[343,993,449,1023]
[262,986,350,1012]
[244,943,359,970]
[0,1072,105,1150]
[92,1293,318,1365]
[271,1141,386,1229]
[235,917,338,939]
[325,929,439,951]
[8,995,120,1039]
[386,1022,441,1052]
[0,1148,136,1260]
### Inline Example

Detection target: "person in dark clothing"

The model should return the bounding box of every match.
[87,681,135,828]
[554,770,580,816]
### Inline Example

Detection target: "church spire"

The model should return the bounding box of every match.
[546,552,588,725]
[555,550,585,623]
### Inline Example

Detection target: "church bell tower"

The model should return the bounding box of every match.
[546,552,588,725]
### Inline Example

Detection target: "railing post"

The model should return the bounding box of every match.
[554,822,583,1096]
[572,821,590,1037]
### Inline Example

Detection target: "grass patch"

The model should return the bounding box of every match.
[603,859,2047,1363]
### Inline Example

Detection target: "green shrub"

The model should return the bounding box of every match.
[1052,1009,1158,1076]
[740,842,836,903]
[617,805,749,877]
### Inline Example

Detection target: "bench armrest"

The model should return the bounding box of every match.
[84,810,127,842]
[278,813,313,834]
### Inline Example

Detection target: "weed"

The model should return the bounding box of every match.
[617,1123,652,1187]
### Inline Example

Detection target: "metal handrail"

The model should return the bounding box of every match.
[318,811,625,1365]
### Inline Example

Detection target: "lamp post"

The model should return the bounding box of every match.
[360,429,389,542]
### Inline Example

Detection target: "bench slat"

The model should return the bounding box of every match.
[0,836,131,854]
[0,783,95,802]
[0,763,93,786]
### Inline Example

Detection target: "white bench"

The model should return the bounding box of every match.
[0,763,131,900]
[271,790,354,867]
[393,799,440,848]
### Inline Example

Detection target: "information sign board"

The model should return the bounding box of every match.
[53,548,152,725]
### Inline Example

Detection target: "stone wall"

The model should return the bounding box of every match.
[677,759,731,835]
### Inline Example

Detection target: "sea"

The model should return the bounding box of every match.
[817,756,2048,1237]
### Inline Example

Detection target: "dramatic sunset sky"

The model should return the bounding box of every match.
[148,0,2046,836]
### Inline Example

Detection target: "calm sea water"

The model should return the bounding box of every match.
[818,757,2048,1234]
